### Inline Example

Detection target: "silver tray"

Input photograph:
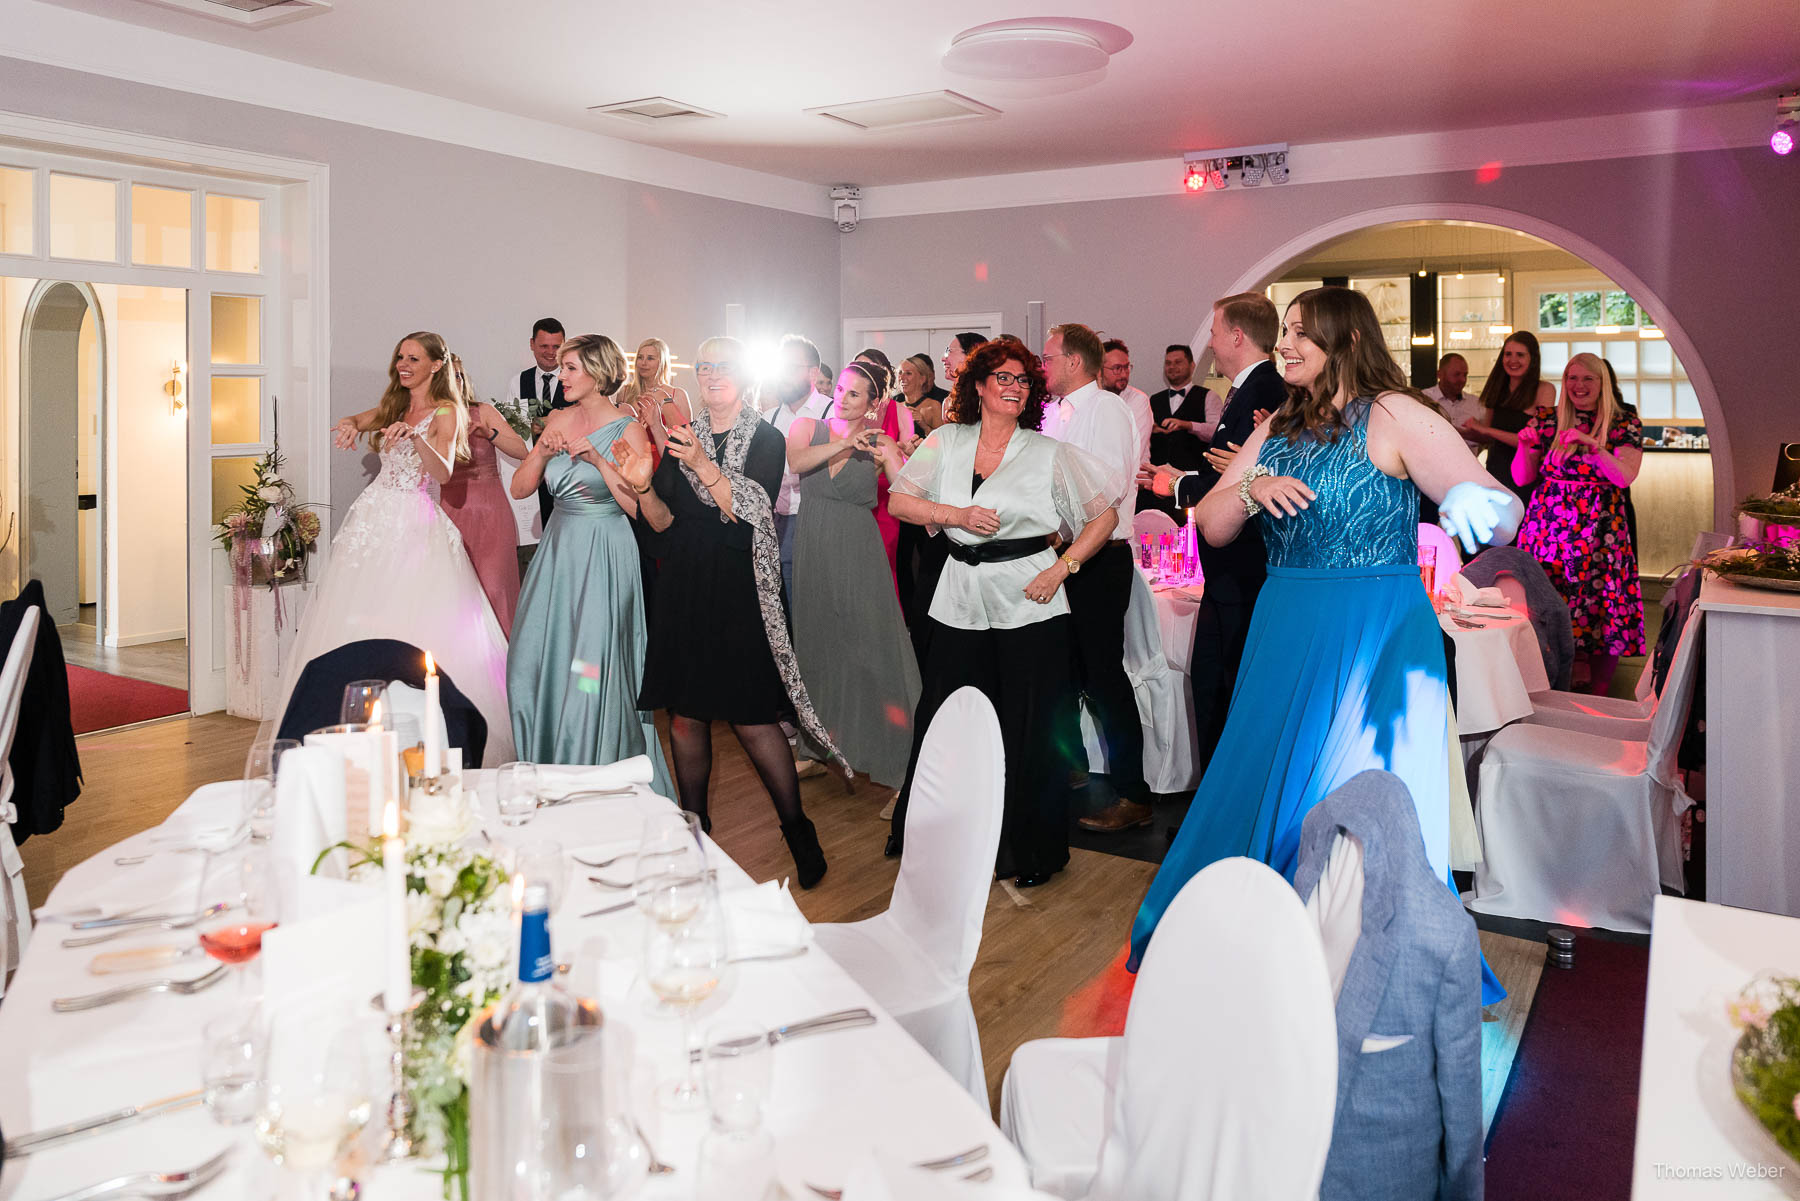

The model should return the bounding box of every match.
[1715,571,1800,594]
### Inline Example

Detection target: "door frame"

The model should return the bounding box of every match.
[839,312,1005,373]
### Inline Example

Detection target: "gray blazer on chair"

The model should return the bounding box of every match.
[1293,770,1484,1201]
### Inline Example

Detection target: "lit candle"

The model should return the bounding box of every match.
[366,699,391,837]
[423,652,443,780]
[383,799,410,1015]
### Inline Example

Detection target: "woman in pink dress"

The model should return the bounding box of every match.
[440,355,528,635]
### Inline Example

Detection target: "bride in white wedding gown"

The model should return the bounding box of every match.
[276,330,515,763]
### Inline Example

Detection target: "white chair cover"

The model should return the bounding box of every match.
[1133,509,1178,542]
[1469,609,1703,933]
[1002,859,1338,1201]
[1418,522,1463,574]
[813,687,1005,1100]
[0,607,41,993]
[1081,568,1197,792]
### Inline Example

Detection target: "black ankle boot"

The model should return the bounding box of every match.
[781,817,827,889]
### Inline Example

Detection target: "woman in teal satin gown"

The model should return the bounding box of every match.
[507,334,673,798]
[1128,288,1522,1003]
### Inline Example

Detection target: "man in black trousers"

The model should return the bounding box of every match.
[1137,292,1285,783]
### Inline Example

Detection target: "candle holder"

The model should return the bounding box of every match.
[375,990,424,1162]
[416,769,451,797]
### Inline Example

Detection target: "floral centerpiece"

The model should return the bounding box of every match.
[1729,974,1800,1167]
[328,784,509,1201]
[1737,482,1800,527]
[213,449,322,586]
[1697,540,1800,593]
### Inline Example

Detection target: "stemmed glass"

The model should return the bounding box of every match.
[642,890,730,1111]
[243,738,298,843]
[194,841,282,1000]
[254,1024,374,1193]
[340,680,388,725]
[632,811,708,928]
[505,837,571,913]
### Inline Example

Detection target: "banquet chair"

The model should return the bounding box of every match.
[1459,546,1575,689]
[1132,509,1177,543]
[0,606,41,994]
[1467,609,1702,934]
[999,858,1337,1200]
[276,638,488,764]
[811,686,1005,1101]
[1417,522,1463,575]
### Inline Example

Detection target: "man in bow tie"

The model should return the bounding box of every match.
[1138,345,1221,519]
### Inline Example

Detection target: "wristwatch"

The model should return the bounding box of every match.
[1062,554,1082,574]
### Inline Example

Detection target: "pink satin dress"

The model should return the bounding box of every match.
[439,421,521,636]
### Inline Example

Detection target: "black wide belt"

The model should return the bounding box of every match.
[943,536,1049,566]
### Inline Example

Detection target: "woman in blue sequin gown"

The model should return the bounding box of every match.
[1129,288,1522,999]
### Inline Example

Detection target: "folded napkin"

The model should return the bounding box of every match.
[1448,573,1508,607]
[722,879,812,957]
[841,1153,1050,1201]
[147,779,256,850]
[536,756,655,799]
[273,746,348,893]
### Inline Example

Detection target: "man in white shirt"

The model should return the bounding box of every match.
[1100,339,1153,476]
[1042,323,1152,831]
[760,333,832,594]
[1422,353,1487,452]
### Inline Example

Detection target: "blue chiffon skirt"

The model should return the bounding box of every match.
[1128,564,1503,1004]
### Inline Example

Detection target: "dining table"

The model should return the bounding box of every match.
[0,773,1028,1199]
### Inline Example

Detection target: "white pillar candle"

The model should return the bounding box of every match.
[383,799,410,1015]
[423,652,443,780]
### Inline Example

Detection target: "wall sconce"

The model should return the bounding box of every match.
[165,360,185,414]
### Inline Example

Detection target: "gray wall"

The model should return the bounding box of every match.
[840,148,1800,522]
[0,57,842,522]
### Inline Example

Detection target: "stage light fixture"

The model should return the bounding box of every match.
[1265,150,1289,184]
[1773,93,1799,156]
[1184,161,1206,191]
[1183,143,1287,193]
[1208,158,1229,191]
[1241,154,1266,186]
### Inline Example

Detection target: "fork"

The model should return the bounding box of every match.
[41,1146,231,1201]
[572,850,637,869]
[53,965,229,1012]
[633,1119,675,1176]
[588,868,715,890]
[804,1146,991,1199]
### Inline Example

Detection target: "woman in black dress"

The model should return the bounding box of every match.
[1461,331,1558,508]
[612,336,843,887]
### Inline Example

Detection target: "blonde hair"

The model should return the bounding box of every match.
[1557,352,1618,447]
[618,337,674,408]
[373,331,469,461]
[559,334,628,398]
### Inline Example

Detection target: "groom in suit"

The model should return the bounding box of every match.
[1135,293,1285,787]
[516,317,570,526]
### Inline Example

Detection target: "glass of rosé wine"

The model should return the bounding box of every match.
[194,841,282,1000]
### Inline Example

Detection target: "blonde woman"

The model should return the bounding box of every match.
[616,337,691,453]
[1512,352,1645,692]
[506,334,672,796]
[282,331,514,763]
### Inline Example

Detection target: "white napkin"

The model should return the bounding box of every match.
[1448,573,1508,607]
[536,756,655,799]
[722,879,812,957]
[273,746,348,896]
[840,1153,1052,1201]
[147,779,255,850]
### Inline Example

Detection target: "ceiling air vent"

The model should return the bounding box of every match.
[587,97,724,124]
[807,90,1000,133]
[131,0,331,27]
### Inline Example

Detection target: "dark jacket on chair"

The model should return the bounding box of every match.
[1461,546,1575,690]
[1,581,83,841]
[276,638,489,766]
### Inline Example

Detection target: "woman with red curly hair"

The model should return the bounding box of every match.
[882,338,1118,886]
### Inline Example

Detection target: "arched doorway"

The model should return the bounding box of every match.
[20,280,105,630]
[1200,203,1732,533]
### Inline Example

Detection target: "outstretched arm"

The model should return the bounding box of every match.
[1368,392,1523,552]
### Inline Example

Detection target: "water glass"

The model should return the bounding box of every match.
[202,1009,270,1125]
[544,1026,648,1199]
[496,761,540,826]
[696,1023,775,1199]
[506,837,570,913]
[340,680,388,726]
[1419,545,1438,597]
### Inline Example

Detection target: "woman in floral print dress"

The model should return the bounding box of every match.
[1512,352,1646,694]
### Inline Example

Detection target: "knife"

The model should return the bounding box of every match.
[71,906,205,931]
[89,944,207,975]
[689,1009,876,1062]
[6,1089,204,1156]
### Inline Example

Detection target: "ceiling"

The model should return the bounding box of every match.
[43,0,1800,186]
[1282,221,1583,279]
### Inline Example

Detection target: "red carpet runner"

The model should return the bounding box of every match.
[66,665,189,734]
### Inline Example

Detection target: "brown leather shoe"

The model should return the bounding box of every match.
[1078,799,1154,832]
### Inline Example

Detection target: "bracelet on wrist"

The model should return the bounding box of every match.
[633,480,651,495]
[1238,464,1273,518]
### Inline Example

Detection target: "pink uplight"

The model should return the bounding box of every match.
[1773,127,1796,156]
[1475,160,1503,184]
[974,261,989,282]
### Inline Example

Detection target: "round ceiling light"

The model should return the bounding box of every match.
[943,18,1133,81]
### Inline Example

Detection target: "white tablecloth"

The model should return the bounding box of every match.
[0,778,1025,1199]
[1438,606,1550,736]
[1632,896,1800,1198]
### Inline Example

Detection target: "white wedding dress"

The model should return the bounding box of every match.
[276,413,515,763]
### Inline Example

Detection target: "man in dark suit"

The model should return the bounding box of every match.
[1137,344,1218,519]
[1138,293,1285,786]
[515,317,570,529]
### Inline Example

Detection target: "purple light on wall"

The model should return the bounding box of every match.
[1773,125,1796,156]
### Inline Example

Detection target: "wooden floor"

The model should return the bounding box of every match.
[56,621,190,691]
[22,712,1541,1123]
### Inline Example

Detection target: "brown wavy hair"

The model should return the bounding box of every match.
[1269,287,1424,442]
[371,330,470,460]
[950,338,1049,431]
[1477,330,1544,414]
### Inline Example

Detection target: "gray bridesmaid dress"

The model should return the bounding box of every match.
[507,416,674,798]
[791,420,921,787]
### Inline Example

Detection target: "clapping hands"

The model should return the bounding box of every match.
[610,439,654,493]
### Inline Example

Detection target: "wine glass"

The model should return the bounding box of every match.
[632,811,708,928]
[642,891,729,1111]
[194,842,281,1000]
[340,680,388,725]
[505,837,570,914]
[254,1024,374,1191]
[243,738,298,843]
